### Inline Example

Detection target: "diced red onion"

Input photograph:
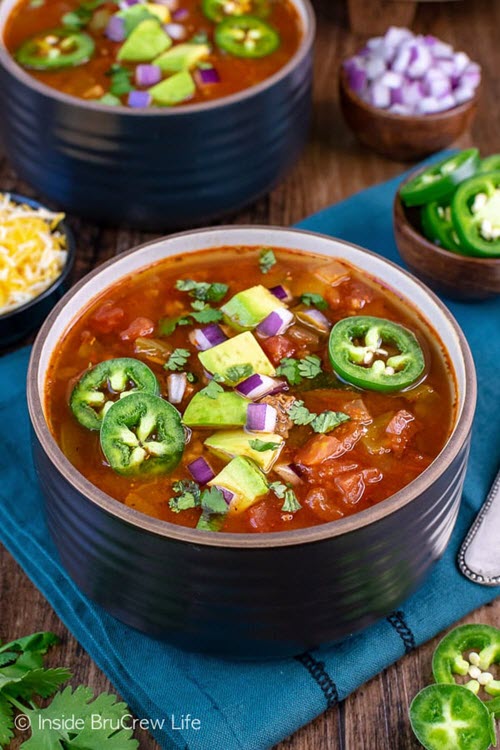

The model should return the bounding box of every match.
[105,15,126,42]
[164,22,186,40]
[189,324,227,351]
[213,485,236,505]
[344,27,480,116]
[188,457,215,484]
[119,0,139,7]
[297,308,331,333]
[135,64,161,87]
[172,7,188,19]
[246,403,277,432]
[196,67,221,85]
[128,90,152,108]
[273,463,302,486]
[270,284,293,303]
[256,309,294,338]
[167,372,187,404]
[236,374,285,400]
[155,0,178,7]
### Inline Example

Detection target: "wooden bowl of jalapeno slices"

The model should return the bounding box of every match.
[394,149,500,301]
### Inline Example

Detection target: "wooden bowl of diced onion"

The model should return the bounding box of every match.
[339,28,480,161]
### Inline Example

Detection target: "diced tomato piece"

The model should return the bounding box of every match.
[305,487,345,522]
[335,471,366,505]
[386,409,418,455]
[260,335,296,366]
[120,317,155,341]
[247,500,283,532]
[345,281,375,311]
[91,301,125,334]
[344,398,372,423]
[296,435,344,466]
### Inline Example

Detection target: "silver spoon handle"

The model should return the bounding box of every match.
[458,468,500,586]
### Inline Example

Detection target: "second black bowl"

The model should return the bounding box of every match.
[0,0,314,231]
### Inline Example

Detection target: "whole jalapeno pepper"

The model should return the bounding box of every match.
[16,28,95,70]
[328,316,425,393]
[400,149,480,208]
[432,624,500,717]
[100,392,185,476]
[70,357,160,431]
[451,171,500,258]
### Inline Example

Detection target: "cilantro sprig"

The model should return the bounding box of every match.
[198,379,224,399]
[300,292,328,310]
[105,64,134,97]
[164,348,190,372]
[0,632,138,749]
[249,439,281,452]
[268,481,301,513]
[288,400,350,433]
[224,363,253,385]
[176,279,228,303]
[259,248,277,274]
[159,304,223,336]
[277,355,323,385]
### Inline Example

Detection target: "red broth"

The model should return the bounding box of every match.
[45,246,455,533]
[4,0,302,107]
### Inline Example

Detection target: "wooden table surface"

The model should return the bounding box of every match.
[1,0,499,747]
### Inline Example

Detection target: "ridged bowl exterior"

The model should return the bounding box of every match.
[27,227,476,659]
[0,1,314,231]
[33,434,470,658]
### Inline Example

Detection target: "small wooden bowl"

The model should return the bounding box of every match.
[339,67,479,162]
[394,178,500,301]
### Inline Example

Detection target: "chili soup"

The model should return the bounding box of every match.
[45,246,455,534]
[4,0,302,107]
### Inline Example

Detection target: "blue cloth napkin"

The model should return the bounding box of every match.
[1,164,499,750]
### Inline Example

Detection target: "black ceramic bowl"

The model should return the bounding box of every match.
[0,193,75,347]
[27,226,476,659]
[0,2,314,232]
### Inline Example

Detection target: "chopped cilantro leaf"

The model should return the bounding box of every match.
[249,439,280,452]
[196,513,225,531]
[199,380,224,399]
[277,357,302,385]
[200,487,227,515]
[224,363,253,384]
[106,64,134,97]
[300,292,328,310]
[191,30,209,44]
[190,306,223,324]
[169,480,201,512]
[281,489,301,513]
[311,411,350,434]
[176,279,228,302]
[191,299,206,311]
[298,354,323,380]
[259,247,277,274]
[287,400,316,426]
[165,348,190,372]
[268,481,287,498]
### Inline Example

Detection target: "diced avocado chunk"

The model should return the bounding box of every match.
[145,2,171,22]
[198,331,276,381]
[183,391,248,428]
[205,430,284,472]
[118,19,172,62]
[208,456,268,513]
[154,43,210,73]
[221,285,285,330]
[149,71,195,106]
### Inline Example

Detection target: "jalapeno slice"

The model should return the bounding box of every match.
[410,684,496,750]
[70,357,160,431]
[328,316,425,393]
[432,624,500,717]
[400,149,480,208]
[202,0,269,23]
[215,15,280,58]
[451,172,500,258]
[100,392,185,476]
[16,28,95,70]
[421,202,463,253]
[479,154,500,174]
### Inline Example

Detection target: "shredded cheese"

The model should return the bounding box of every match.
[0,193,68,314]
